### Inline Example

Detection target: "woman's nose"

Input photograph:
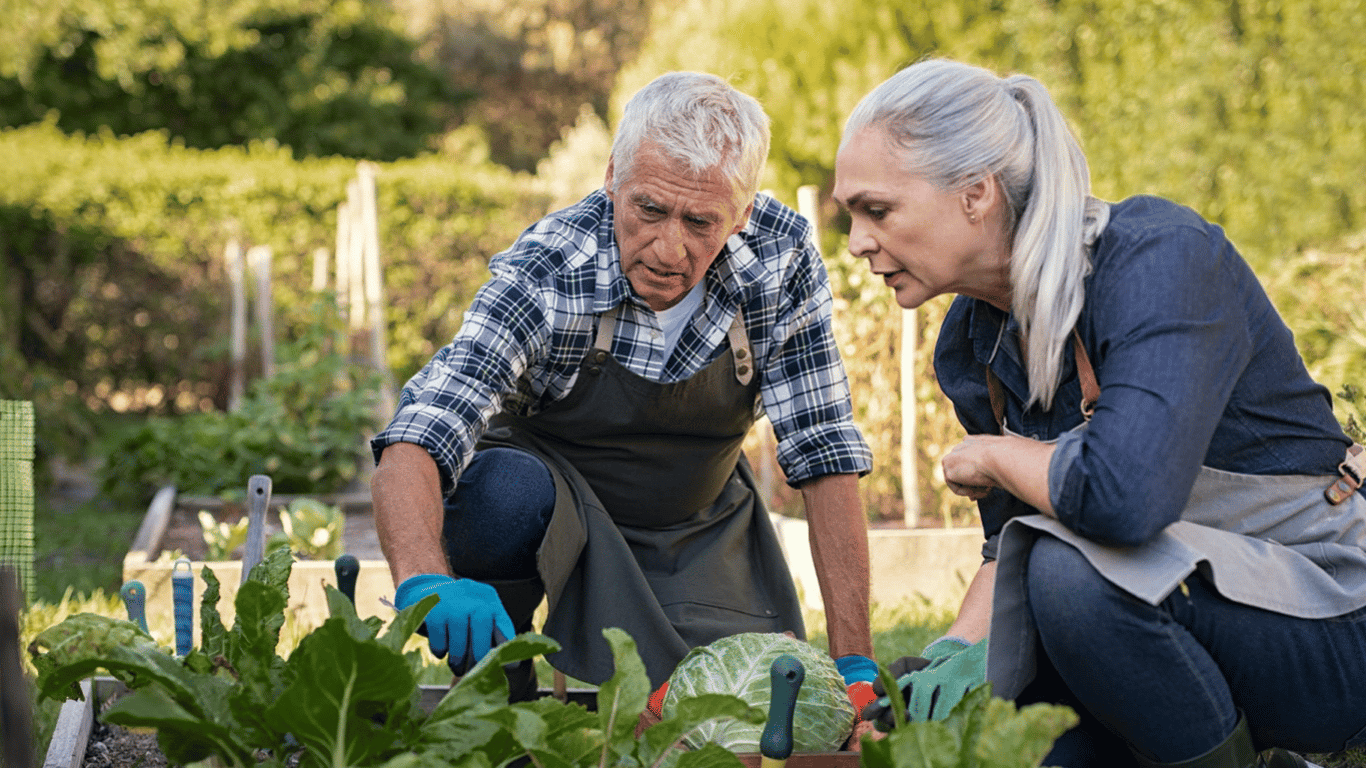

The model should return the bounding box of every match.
[847,220,876,259]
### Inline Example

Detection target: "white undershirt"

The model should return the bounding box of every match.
[655,281,705,361]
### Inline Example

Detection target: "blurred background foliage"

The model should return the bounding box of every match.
[0,0,1362,522]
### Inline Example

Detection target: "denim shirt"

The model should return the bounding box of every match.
[935,196,1353,558]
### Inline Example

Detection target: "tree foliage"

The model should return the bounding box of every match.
[0,0,461,160]
[392,0,653,170]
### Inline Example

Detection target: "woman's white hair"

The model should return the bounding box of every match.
[611,72,770,207]
[842,58,1108,410]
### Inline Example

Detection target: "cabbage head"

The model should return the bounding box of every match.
[661,632,854,753]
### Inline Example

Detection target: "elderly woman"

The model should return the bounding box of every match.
[834,59,1366,767]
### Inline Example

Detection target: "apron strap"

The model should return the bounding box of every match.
[593,307,618,351]
[987,330,1099,433]
[594,305,754,386]
[727,309,754,386]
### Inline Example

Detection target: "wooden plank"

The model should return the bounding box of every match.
[41,679,93,768]
[124,486,176,566]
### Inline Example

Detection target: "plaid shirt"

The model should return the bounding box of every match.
[373,190,872,497]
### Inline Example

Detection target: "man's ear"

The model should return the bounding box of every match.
[730,200,755,237]
[604,158,615,200]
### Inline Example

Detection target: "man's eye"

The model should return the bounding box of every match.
[865,207,888,220]
[686,217,712,228]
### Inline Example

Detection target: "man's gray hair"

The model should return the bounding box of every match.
[611,72,770,204]
[842,58,1101,410]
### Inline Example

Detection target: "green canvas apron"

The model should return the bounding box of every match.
[477,305,803,686]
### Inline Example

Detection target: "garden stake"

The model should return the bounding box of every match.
[119,579,148,632]
[759,654,804,768]
[171,558,194,656]
[334,553,359,604]
[240,474,273,584]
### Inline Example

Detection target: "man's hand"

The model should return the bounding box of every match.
[395,574,515,675]
[860,637,988,728]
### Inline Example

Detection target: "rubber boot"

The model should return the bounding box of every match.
[1130,713,1257,768]
[484,576,546,704]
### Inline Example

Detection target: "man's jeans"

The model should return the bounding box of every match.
[1021,535,1366,765]
[441,447,555,581]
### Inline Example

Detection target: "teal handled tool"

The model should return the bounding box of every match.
[171,557,194,656]
[334,554,359,604]
[240,474,272,585]
[119,580,148,632]
[759,653,805,768]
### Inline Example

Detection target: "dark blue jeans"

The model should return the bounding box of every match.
[442,447,555,582]
[1022,535,1366,765]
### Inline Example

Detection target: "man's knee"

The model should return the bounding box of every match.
[443,447,555,579]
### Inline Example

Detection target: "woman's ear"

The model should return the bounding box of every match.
[961,176,1000,223]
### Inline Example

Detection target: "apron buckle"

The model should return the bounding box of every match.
[1325,443,1365,505]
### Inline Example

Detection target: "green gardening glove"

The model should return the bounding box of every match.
[861,636,988,728]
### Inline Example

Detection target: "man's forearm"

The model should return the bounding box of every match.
[371,442,452,584]
[801,473,874,659]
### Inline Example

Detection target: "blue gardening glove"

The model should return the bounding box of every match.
[395,574,516,675]
[862,636,988,728]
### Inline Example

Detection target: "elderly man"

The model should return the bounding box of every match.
[370,71,876,701]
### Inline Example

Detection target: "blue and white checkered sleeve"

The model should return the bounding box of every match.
[761,242,873,486]
[370,274,550,496]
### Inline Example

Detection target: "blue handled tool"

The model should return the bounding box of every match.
[171,557,194,656]
[334,554,359,604]
[119,580,148,633]
[240,474,272,585]
[759,654,805,768]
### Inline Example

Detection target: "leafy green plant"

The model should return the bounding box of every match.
[268,497,345,561]
[859,680,1078,768]
[199,510,250,561]
[26,546,768,768]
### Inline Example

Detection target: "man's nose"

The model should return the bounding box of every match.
[655,218,687,264]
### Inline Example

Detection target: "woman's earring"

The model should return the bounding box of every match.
[969,213,979,223]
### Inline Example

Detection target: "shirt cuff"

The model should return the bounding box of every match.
[1047,429,1086,517]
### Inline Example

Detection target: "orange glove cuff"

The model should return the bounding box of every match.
[648,681,670,718]
[847,680,877,717]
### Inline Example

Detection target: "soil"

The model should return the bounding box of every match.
[81,719,167,768]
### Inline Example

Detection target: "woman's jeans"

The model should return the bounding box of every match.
[441,447,555,582]
[1022,535,1366,765]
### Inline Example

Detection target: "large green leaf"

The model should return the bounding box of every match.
[268,618,417,768]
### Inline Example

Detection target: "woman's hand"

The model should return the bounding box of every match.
[941,434,1057,514]
[942,435,1005,499]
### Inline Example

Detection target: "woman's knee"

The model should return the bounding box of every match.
[1025,536,1110,628]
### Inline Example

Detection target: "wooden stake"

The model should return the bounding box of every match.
[226,238,246,411]
[900,308,920,527]
[335,200,352,326]
[248,245,275,379]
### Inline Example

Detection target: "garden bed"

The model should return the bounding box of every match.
[121,486,392,641]
[46,677,858,768]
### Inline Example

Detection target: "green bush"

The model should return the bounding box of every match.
[95,298,380,503]
[0,122,548,473]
